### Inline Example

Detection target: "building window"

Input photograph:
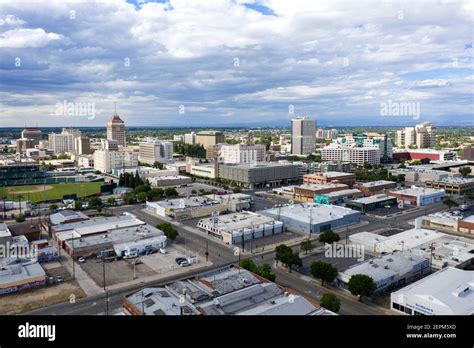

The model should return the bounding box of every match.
[404,307,412,315]
[392,303,400,311]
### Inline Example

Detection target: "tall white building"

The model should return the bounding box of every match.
[93,149,138,173]
[220,144,266,164]
[330,134,393,160]
[184,132,196,145]
[138,138,173,165]
[321,147,380,166]
[48,129,78,154]
[291,117,316,155]
[396,122,436,148]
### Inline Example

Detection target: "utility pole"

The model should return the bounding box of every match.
[72,234,75,280]
[309,205,313,238]
[205,240,209,262]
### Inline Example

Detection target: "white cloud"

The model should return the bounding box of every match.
[0,28,63,48]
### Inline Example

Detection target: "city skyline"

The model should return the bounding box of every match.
[0,0,473,127]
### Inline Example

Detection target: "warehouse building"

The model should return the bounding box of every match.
[314,189,362,205]
[0,223,12,247]
[204,193,252,212]
[148,175,192,187]
[387,186,445,207]
[145,197,227,220]
[303,172,356,187]
[388,168,460,183]
[218,162,300,189]
[0,258,46,296]
[425,177,474,195]
[58,223,166,257]
[293,183,349,203]
[260,203,360,234]
[345,194,398,213]
[390,267,474,315]
[197,211,283,245]
[354,180,397,196]
[49,210,89,226]
[337,251,430,294]
[123,265,332,316]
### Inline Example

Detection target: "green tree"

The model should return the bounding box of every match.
[240,258,257,272]
[318,230,340,244]
[123,194,136,205]
[147,188,164,201]
[156,222,179,241]
[420,157,431,165]
[74,200,83,211]
[106,197,116,206]
[275,244,302,272]
[49,204,58,211]
[300,239,313,254]
[320,292,341,313]
[136,192,148,202]
[347,274,376,301]
[256,263,276,282]
[87,197,103,210]
[164,187,179,197]
[310,261,338,286]
[443,198,459,209]
[459,166,472,177]
[15,214,26,223]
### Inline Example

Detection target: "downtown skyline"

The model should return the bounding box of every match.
[0,0,473,127]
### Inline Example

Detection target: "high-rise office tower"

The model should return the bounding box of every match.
[21,127,42,146]
[291,116,316,155]
[107,113,125,147]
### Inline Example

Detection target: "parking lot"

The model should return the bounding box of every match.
[78,244,206,287]
[175,182,223,196]
[297,247,373,276]
[365,204,413,217]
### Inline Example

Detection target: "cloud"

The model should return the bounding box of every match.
[0,0,472,126]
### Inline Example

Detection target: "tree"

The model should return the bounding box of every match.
[88,197,103,210]
[147,188,164,201]
[164,187,179,197]
[420,157,431,165]
[15,214,26,223]
[443,198,459,210]
[136,192,148,202]
[156,222,179,241]
[300,239,313,254]
[123,194,136,205]
[459,166,472,178]
[310,261,338,286]
[318,230,340,244]
[240,258,257,272]
[49,204,58,211]
[106,197,116,206]
[74,200,83,211]
[320,293,341,313]
[256,263,276,282]
[347,274,376,301]
[275,244,302,272]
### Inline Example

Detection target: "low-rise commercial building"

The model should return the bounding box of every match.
[186,158,218,179]
[148,175,192,187]
[303,172,356,187]
[293,183,349,203]
[388,168,460,183]
[387,186,445,207]
[425,177,474,195]
[146,197,227,220]
[0,258,46,296]
[204,193,252,212]
[390,267,474,315]
[219,162,300,189]
[123,265,331,316]
[315,189,362,205]
[354,180,397,196]
[337,251,430,294]
[197,211,283,245]
[345,194,398,213]
[261,203,360,234]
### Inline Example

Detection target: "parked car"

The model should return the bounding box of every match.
[56,276,64,283]
[159,248,167,254]
[175,257,186,265]
[77,256,86,263]
[180,261,190,267]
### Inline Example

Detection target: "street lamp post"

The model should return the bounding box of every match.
[72,234,75,280]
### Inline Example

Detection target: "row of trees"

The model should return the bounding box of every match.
[240,259,276,282]
[175,143,206,158]
[156,222,179,241]
[119,171,147,189]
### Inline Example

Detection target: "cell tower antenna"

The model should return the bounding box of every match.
[114,102,117,116]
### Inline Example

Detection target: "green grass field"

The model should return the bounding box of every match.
[0,182,104,203]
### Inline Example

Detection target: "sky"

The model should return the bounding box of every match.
[0,0,473,127]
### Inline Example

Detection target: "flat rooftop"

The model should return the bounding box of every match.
[0,260,45,286]
[220,162,298,169]
[262,203,359,223]
[52,213,144,234]
[296,183,348,191]
[391,267,474,315]
[49,210,89,225]
[306,171,354,178]
[349,194,395,205]
[148,196,222,210]
[339,251,427,283]
[429,177,474,184]
[0,223,11,238]
[198,212,280,234]
[358,180,396,187]
[389,187,445,197]
[322,189,361,198]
